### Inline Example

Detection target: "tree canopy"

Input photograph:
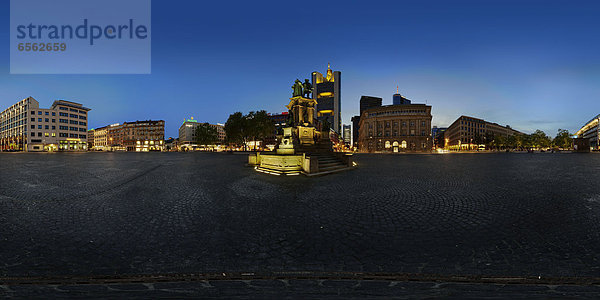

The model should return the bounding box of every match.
[553,129,573,149]
[224,110,275,151]
[194,123,218,149]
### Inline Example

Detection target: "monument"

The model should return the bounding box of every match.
[248,78,354,176]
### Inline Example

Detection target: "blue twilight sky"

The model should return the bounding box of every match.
[1,0,599,137]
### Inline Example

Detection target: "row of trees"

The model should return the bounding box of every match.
[467,128,574,150]
[224,111,275,151]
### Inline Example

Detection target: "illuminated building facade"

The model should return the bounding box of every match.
[575,114,600,150]
[358,102,432,153]
[312,63,341,133]
[110,120,165,151]
[0,97,90,152]
[445,116,522,150]
[92,120,164,151]
[92,125,111,150]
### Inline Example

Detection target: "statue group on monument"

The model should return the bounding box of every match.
[292,79,312,98]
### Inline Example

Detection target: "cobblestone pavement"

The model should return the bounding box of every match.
[4,279,600,299]
[1,152,600,297]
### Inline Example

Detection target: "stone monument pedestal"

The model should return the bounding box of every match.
[247,79,354,176]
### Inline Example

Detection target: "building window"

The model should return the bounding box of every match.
[45,118,49,122]
[52,126,55,130]
[45,133,49,137]
[38,125,42,129]
[31,132,35,136]
[38,111,42,115]
[31,118,35,122]
[421,121,425,126]
[52,112,56,116]
[37,132,41,137]
[52,119,56,123]
[31,125,35,129]
[38,118,42,122]
[31,111,35,115]
[45,125,49,129]
[52,133,56,137]
[45,112,49,115]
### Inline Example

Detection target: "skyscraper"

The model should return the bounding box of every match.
[359,96,383,115]
[312,63,341,133]
[392,86,412,105]
[342,124,351,144]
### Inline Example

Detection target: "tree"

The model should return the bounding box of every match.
[224,112,250,151]
[194,123,218,150]
[484,132,496,150]
[506,134,517,150]
[554,129,573,150]
[225,111,275,151]
[495,135,506,150]
[530,129,551,149]
[247,110,275,151]
[473,133,484,146]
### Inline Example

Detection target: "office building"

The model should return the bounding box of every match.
[575,114,600,150]
[360,96,383,116]
[445,116,522,150]
[358,91,432,152]
[352,96,383,148]
[342,124,351,144]
[312,63,341,133]
[432,126,447,149]
[0,97,90,152]
[351,116,360,148]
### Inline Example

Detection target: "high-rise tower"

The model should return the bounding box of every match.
[312,63,341,133]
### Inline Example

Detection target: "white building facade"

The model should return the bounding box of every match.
[0,97,90,152]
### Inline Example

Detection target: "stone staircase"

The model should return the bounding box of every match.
[306,152,351,175]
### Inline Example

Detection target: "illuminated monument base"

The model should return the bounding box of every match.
[249,93,354,176]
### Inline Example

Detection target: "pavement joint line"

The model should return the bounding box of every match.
[2,272,600,286]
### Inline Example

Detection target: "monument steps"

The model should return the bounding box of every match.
[308,152,349,172]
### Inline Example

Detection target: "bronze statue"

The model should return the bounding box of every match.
[292,79,303,97]
[302,79,313,98]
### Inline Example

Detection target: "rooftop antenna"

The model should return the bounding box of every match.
[396,85,399,94]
